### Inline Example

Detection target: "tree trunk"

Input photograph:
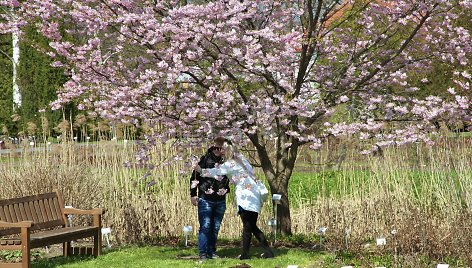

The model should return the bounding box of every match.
[12,29,21,109]
[247,133,298,236]
[267,174,292,235]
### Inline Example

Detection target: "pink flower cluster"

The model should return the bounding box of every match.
[1,0,469,160]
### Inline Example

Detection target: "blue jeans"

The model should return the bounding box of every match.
[197,198,226,257]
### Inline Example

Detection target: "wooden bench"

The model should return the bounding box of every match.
[0,190,105,268]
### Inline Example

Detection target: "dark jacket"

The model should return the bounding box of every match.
[190,147,230,201]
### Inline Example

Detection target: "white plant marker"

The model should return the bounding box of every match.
[376,237,386,246]
[344,228,350,249]
[287,265,298,268]
[318,227,327,235]
[272,194,282,245]
[437,264,449,268]
[183,226,193,247]
[318,227,327,247]
[101,227,112,249]
[341,266,353,268]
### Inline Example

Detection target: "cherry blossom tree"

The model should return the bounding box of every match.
[3,0,471,234]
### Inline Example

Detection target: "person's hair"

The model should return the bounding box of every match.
[214,136,232,147]
[222,141,256,178]
[221,141,236,160]
[214,137,250,172]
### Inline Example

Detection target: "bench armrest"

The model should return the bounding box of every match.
[63,207,105,216]
[0,220,33,228]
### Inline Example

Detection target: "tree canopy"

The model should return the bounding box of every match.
[1,0,470,234]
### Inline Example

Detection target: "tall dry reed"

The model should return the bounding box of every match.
[291,135,472,264]
[0,135,471,264]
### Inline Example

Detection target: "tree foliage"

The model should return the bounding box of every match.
[0,33,13,134]
[0,0,70,138]
[17,26,69,136]
[2,0,470,234]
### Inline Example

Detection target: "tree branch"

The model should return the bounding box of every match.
[0,47,13,63]
[352,5,437,91]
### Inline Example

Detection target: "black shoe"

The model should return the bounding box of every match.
[207,254,219,259]
[260,252,274,258]
[199,255,207,262]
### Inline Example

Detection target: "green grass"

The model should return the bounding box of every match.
[31,246,334,268]
[288,170,371,202]
[28,246,455,268]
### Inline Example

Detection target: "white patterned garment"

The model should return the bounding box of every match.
[201,154,262,214]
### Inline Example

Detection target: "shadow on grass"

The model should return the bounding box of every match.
[31,250,113,268]
[175,244,294,260]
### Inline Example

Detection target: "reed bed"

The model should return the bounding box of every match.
[292,136,472,264]
[0,135,471,263]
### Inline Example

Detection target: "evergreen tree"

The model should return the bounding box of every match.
[0,33,14,135]
[16,26,69,138]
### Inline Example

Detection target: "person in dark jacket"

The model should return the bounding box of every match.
[190,137,231,261]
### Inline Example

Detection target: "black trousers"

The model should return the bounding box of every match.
[239,207,273,257]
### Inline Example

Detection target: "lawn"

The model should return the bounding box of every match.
[31,246,337,268]
[28,245,455,267]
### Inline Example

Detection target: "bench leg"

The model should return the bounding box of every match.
[63,241,71,257]
[21,249,30,268]
[21,227,31,268]
[93,214,103,257]
[94,231,102,256]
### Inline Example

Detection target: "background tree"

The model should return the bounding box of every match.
[17,26,70,139]
[0,1,20,134]
[0,32,14,134]
[6,0,471,234]
[1,0,71,139]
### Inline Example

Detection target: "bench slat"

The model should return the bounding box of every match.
[42,198,55,223]
[0,205,6,221]
[24,202,33,222]
[42,198,52,221]
[50,197,61,221]
[0,239,21,245]
[18,203,27,222]
[11,205,19,222]
[0,192,59,206]
[33,200,44,223]
[13,204,22,222]
[5,206,13,222]
[39,200,48,223]
[51,197,63,222]
[32,220,64,231]
[30,226,100,248]
[28,201,38,223]
[46,198,56,221]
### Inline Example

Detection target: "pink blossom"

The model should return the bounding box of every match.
[5,0,469,172]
